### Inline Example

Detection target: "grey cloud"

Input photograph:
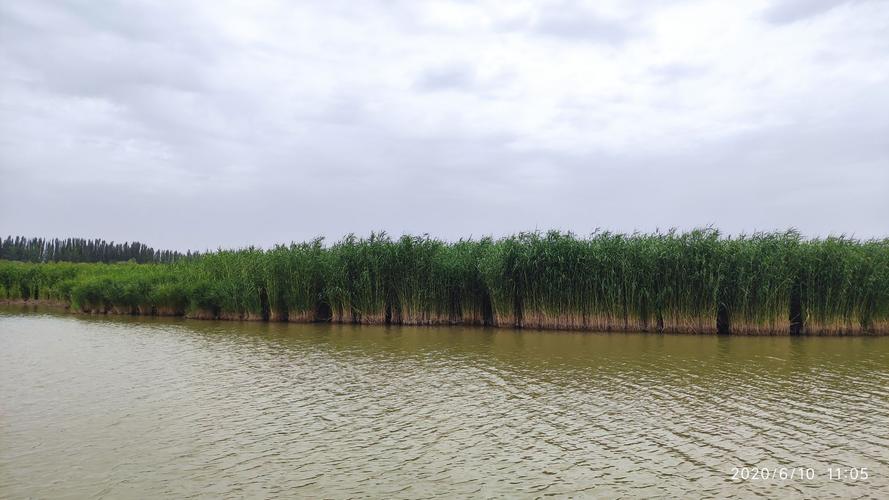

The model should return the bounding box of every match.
[514,2,638,44]
[412,63,516,97]
[648,63,710,84]
[414,63,478,92]
[0,2,220,146]
[1,0,211,47]
[490,2,638,44]
[762,0,852,24]
[535,12,629,43]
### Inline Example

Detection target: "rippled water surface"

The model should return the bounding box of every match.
[1,306,888,498]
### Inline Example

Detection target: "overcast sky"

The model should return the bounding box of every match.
[1,0,887,251]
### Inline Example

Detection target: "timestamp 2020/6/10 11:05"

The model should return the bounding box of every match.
[731,467,871,482]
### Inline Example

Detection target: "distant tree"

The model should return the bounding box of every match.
[0,236,195,263]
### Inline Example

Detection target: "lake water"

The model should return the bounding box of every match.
[1,306,887,498]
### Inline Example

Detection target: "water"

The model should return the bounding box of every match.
[1,306,887,499]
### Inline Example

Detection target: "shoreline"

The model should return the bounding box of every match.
[4,299,886,336]
[4,231,887,338]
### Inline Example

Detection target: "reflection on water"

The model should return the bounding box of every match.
[1,306,888,498]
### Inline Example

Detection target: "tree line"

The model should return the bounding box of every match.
[0,236,193,264]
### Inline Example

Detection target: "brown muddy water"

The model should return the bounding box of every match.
[1,305,888,498]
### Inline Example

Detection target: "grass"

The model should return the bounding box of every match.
[1,230,887,334]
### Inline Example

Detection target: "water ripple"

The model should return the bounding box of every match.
[1,309,888,498]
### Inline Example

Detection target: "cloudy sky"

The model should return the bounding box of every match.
[1,0,887,251]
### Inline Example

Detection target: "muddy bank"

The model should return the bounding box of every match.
[4,299,887,335]
[1,298,70,308]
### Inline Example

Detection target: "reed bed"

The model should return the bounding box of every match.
[1,230,887,335]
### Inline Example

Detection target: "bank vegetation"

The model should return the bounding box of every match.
[1,230,887,335]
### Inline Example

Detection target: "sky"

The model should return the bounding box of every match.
[1,0,887,251]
